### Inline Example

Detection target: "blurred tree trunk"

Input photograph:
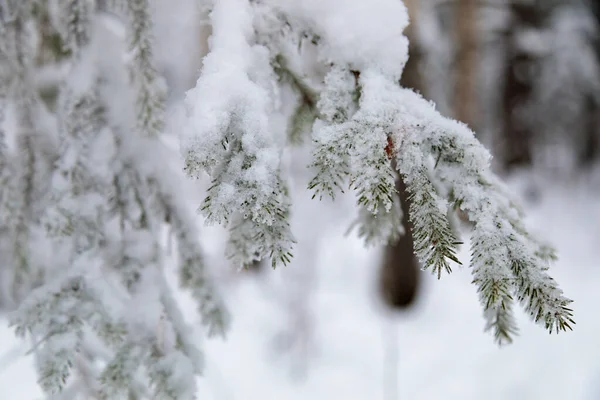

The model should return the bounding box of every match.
[500,3,548,171]
[500,2,600,171]
[400,0,426,97]
[377,0,422,311]
[378,170,420,309]
[583,97,600,165]
[587,1,600,165]
[250,0,424,305]
[453,0,478,129]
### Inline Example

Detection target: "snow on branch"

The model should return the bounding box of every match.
[180,0,574,343]
[126,0,164,138]
[0,0,577,397]
[394,88,574,343]
[156,180,230,338]
[182,0,295,268]
[4,0,228,397]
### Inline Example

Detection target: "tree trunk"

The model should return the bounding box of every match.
[378,172,420,309]
[454,0,478,128]
[501,3,552,171]
[377,0,423,311]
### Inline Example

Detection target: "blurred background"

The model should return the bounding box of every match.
[2,0,600,399]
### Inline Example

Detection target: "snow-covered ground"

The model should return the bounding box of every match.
[1,153,599,399]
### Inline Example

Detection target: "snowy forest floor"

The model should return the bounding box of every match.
[1,129,600,399]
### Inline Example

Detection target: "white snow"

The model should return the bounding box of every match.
[2,142,599,399]
[2,1,599,398]
[265,0,410,79]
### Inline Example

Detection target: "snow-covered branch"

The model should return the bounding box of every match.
[181,0,574,344]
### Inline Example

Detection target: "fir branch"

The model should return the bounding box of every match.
[345,192,404,247]
[78,333,150,399]
[165,201,230,338]
[317,65,356,124]
[287,98,317,145]
[396,133,462,278]
[126,0,164,138]
[10,273,104,393]
[98,341,147,399]
[470,225,516,344]
[308,122,352,200]
[158,279,205,373]
[347,119,397,216]
[395,88,574,341]
[3,0,50,305]
[255,6,320,145]
[272,53,319,108]
[308,65,358,200]
[484,301,518,346]
[226,191,296,269]
[311,69,402,245]
[182,0,294,267]
[61,0,93,53]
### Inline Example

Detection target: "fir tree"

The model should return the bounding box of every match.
[2,0,227,398]
[0,0,576,398]
[182,0,574,346]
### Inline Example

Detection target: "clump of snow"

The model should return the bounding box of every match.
[267,0,410,79]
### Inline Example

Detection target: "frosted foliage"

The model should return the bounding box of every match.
[3,0,227,398]
[36,332,79,393]
[181,0,412,265]
[98,343,146,398]
[99,327,197,400]
[346,194,404,248]
[318,65,356,123]
[392,89,573,342]
[171,210,230,337]
[0,87,16,307]
[347,71,400,215]
[48,21,108,254]
[526,6,600,170]
[308,121,352,201]
[182,0,295,267]
[146,350,197,400]
[12,270,124,393]
[225,190,295,268]
[61,0,94,53]
[127,0,165,138]
[0,0,57,307]
[310,69,403,243]
[179,0,573,344]
[0,0,578,398]
[266,0,409,79]
[182,0,277,184]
